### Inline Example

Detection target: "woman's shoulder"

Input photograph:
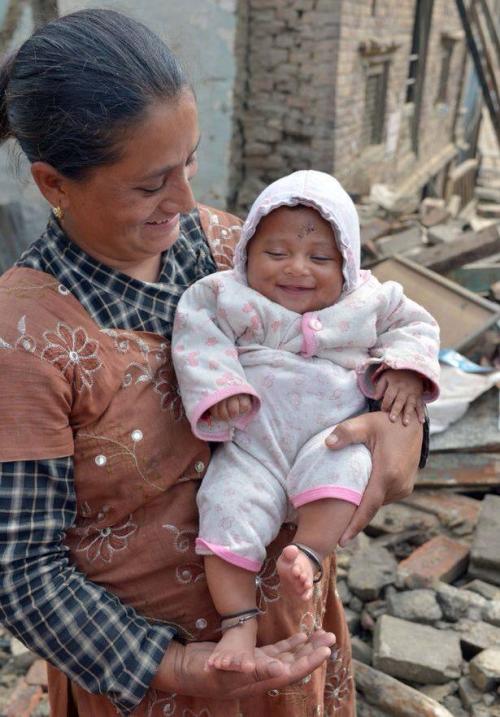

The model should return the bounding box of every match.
[0,266,105,362]
[197,203,243,272]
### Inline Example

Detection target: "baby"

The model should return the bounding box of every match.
[172,170,439,674]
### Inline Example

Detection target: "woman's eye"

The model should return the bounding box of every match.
[139,185,163,194]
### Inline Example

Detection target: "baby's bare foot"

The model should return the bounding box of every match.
[277,544,314,601]
[207,618,263,673]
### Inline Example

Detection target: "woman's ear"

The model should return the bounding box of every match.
[31,161,69,210]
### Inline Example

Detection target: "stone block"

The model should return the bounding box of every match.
[398,536,470,588]
[347,546,397,601]
[376,225,424,257]
[351,636,372,665]
[344,607,360,633]
[25,659,48,688]
[4,679,43,717]
[483,600,500,627]
[456,619,500,655]
[434,582,487,622]
[387,589,443,624]
[402,492,481,532]
[469,495,500,586]
[427,222,463,245]
[458,676,483,709]
[464,579,500,601]
[367,503,440,536]
[470,647,500,691]
[373,615,462,684]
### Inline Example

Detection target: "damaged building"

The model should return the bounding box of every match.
[228,0,474,212]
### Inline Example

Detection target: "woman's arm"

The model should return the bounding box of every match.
[0,457,335,712]
[0,457,174,714]
[325,410,424,545]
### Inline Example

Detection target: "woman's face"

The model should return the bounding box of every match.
[59,89,200,272]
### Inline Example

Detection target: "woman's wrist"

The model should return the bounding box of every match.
[150,639,183,693]
[367,398,429,468]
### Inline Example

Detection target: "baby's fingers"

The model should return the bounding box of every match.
[227,396,244,419]
[211,399,230,421]
[239,395,253,415]
[416,398,426,424]
[388,392,406,422]
[402,395,417,426]
[380,385,397,414]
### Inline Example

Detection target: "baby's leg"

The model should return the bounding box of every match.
[196,442,288,672]
[278,499,356,600]
[279,430,371,600]
[204,556,259,673]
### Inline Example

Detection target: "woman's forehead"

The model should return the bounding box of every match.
[109,92,199,179]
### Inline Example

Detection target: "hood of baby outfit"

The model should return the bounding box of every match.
[234,170,363,295]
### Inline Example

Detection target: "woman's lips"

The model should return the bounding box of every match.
[145,213,180,230]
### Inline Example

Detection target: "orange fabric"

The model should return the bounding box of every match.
[3,206,355,716]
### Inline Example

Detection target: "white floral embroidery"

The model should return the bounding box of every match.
[75,515,137,563]
[162,524,205,585]
[146,689,177,717]
[79,429,163,491]
[42,322,102,391]
[324,646,353,715]
[256,557,280,612]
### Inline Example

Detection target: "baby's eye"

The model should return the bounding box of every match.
[265,251,286,258]
[311,256,333,262]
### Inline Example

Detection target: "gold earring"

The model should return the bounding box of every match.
[53,206,64,221]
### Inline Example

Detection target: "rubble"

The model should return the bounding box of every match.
[469,495,500,586]
[373,615,462,683]
[470,648,500,692]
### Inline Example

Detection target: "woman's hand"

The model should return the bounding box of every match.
[151,630,334,699]
[325,410,422,546]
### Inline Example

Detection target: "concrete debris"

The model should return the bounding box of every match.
[470,648,500,692]
[373,615,462,683]
[469,495,500,587]
[347,545,397,601]
[354,659,456,716]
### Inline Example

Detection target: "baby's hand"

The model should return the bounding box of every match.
[374,369,425,425]
[210,394,253,422]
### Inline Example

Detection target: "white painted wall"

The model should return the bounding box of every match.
[0,0,238,257]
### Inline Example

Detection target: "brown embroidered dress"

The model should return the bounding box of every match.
[0,206,355,716]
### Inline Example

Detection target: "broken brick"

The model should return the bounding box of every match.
[397,535,470,588]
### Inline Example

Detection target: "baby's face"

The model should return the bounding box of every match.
[246,205,343,314]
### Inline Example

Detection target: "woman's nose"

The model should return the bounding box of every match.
[164,173,196,214]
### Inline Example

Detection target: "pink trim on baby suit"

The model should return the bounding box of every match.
[290,485,363,509]
[300,312,318,358]
[191,385,261,441]
[195,538,261,572]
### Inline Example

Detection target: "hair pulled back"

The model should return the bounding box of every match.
[0,9,188,178]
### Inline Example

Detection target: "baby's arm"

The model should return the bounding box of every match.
[373,368,425,425]
[210,394,253,421]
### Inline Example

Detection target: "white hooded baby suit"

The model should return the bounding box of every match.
[172,171,440,573]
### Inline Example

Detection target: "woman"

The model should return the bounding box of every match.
[0,10,424,716]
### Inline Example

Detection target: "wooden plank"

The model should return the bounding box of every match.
[371,255,500,350]
[417,452,500,490]
[411,223,500,274]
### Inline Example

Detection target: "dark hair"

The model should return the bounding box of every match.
[0,9,188,178]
